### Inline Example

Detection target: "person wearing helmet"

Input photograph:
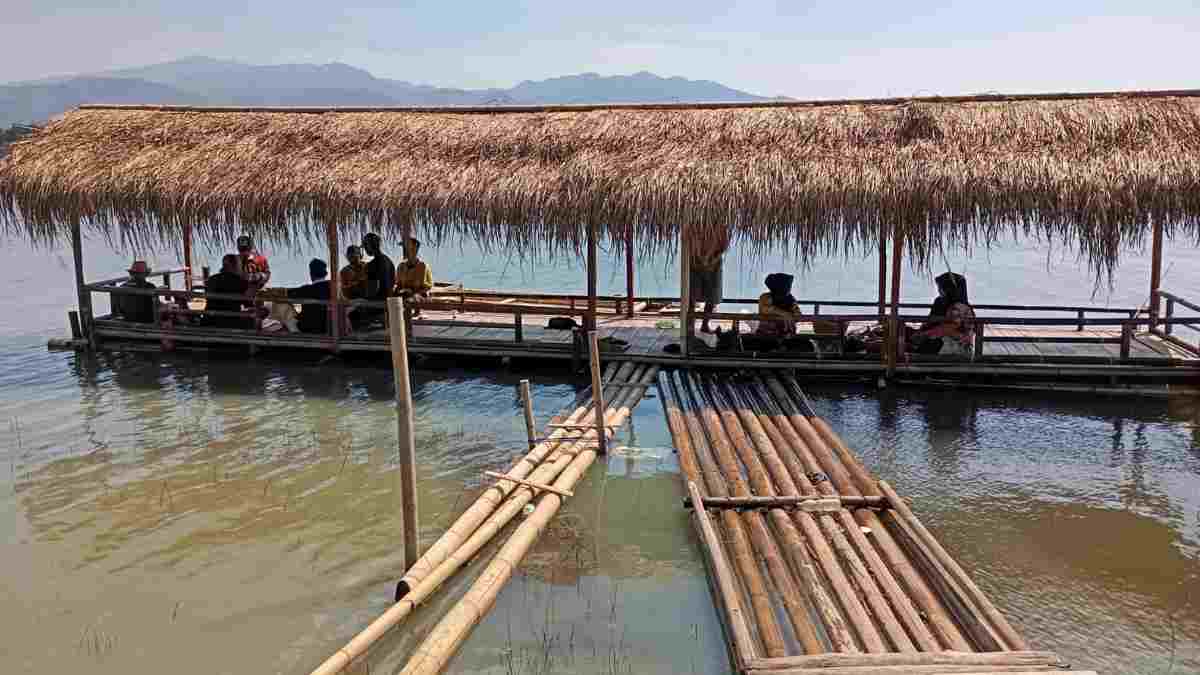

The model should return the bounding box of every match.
[236,235,271,290]
[113,260,158,323]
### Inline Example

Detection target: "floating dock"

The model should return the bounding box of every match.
[657,369,1097,675]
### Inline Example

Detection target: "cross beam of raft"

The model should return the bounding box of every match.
[684,495,888,509]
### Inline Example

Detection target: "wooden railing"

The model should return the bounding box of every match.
[1151,290,1200,356]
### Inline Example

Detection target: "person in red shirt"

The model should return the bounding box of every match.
[236,235,271,290]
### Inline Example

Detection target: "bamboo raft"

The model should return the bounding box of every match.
[657,369,1097,675]
[311,360,659,675]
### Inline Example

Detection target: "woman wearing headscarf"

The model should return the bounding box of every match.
[756,273,802,338]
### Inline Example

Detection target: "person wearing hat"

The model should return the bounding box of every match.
[282,258,334,335]
[113,260,159,323]
[236,235,271,291]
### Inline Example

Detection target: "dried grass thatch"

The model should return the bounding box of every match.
[2,91,1199,276]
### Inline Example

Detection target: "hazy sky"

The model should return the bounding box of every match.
[4,1,1198,97]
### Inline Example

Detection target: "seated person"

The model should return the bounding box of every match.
[756,273,802,338]
[922,272,968,328]
[349,233,395,330]
[340,245,368,300]
[395,237,433,316]
[113,260,159,323]
[236,235,271,291]
[910,302,975,356]
[285,259,333,335]
[203,254,252,328]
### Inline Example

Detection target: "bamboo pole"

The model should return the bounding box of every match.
[678,372,792,657]
[878,228,887,321]
[726,379,915,653]
[708,376,880,653]
[658,373,757,665]
[625,223,636,319]
[887,227,904,373]
[588,331,607,454]
[878,480,1027,650]
[762,376,966,652]
[1149,219,1164,330]
[668,372,789,657]
[388,297,420,571]
[398,366,660,675]
[328,223,341,346]
[71,220,93,349]
[393,362,626,598]
[586,221,598,333]
[311,364,640,675]
[679,229,692,357]
[182,223,194,292]
[744,649,1059,671]
[518,379,536,450]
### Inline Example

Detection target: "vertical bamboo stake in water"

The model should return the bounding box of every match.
[588,331,607,454]
[388,296,419,571]
[519,379,536,450]
[586,221,598,333]
[887,226,904,374]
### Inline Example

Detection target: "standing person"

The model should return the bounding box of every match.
[284,259,333,335]
[339,245,368,300]
[351,232,394,329]
[395,237,434,317]
[236,235,271,291]
[204,254,252,328]
[113,260,158,323]
[690,232,728,333]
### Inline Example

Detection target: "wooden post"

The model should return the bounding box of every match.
[588,331,607,454]
[1076,309,1086,332]
[586,221,599,333]
[201,266,211,284]
[679,229,692,358]
[878,228,888,321]
[70,221,94,349]
[1120,321,1132,360]
[388,296,420,571]
[513,311,523,343]
[68,311,82,339]
[182,223,194,292]
[1149,219,1164,331]
[328,223,341,346]
[887,226,904,373]
[1165,297,1175,335]
[625,224,635,318]
[518,379,536,450]
[973,322,986,361]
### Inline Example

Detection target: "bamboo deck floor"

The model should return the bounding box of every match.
[656,369,1094,675]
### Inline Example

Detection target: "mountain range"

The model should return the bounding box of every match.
[0,56,773,126]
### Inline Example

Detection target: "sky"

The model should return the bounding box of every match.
[3,1,1199,97]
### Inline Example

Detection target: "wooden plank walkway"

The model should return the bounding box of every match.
[657,369,1086,674]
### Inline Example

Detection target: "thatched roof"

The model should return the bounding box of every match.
[2,90,1199,275]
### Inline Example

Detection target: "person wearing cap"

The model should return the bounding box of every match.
[351,232,395,329]
[236,235,271,290]
[113,260,158,323]
[339,245,368,300]
[395,237,433,317]
[284,259,333,334]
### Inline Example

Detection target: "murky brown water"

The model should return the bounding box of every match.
[2,237,1198,673]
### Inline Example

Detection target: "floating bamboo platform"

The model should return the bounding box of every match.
[657,369,1098,675]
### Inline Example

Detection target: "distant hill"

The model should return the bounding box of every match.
[0,56,773,126]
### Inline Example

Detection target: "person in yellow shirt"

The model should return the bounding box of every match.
[395,237,433,316]
[756,273,802,338]
[339,245,368,300]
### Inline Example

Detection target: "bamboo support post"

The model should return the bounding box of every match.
[68,311,82,339]
[387,297,420,572]
[679,230,692,357]
[328,223,341,346]
[625,223,636,318]
[1120,322,1132,359]
[182,223,193,291]
[887,227,904,373]
[518,379,536,450]
[586,221,598,333]
[588,331,607,454]
[1149,219,1163,330]
[878,480,1027,650]
[397,365,659,675]
[483,470,573,498]
[70,221,94,349]
[878,229,888,320]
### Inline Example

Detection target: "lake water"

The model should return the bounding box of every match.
[1,232,1198,674]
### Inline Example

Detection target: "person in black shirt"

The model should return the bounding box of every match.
[113,260,158,323]
[351,232,394,330]
[286,259,332,335]
[203,254,252,328]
